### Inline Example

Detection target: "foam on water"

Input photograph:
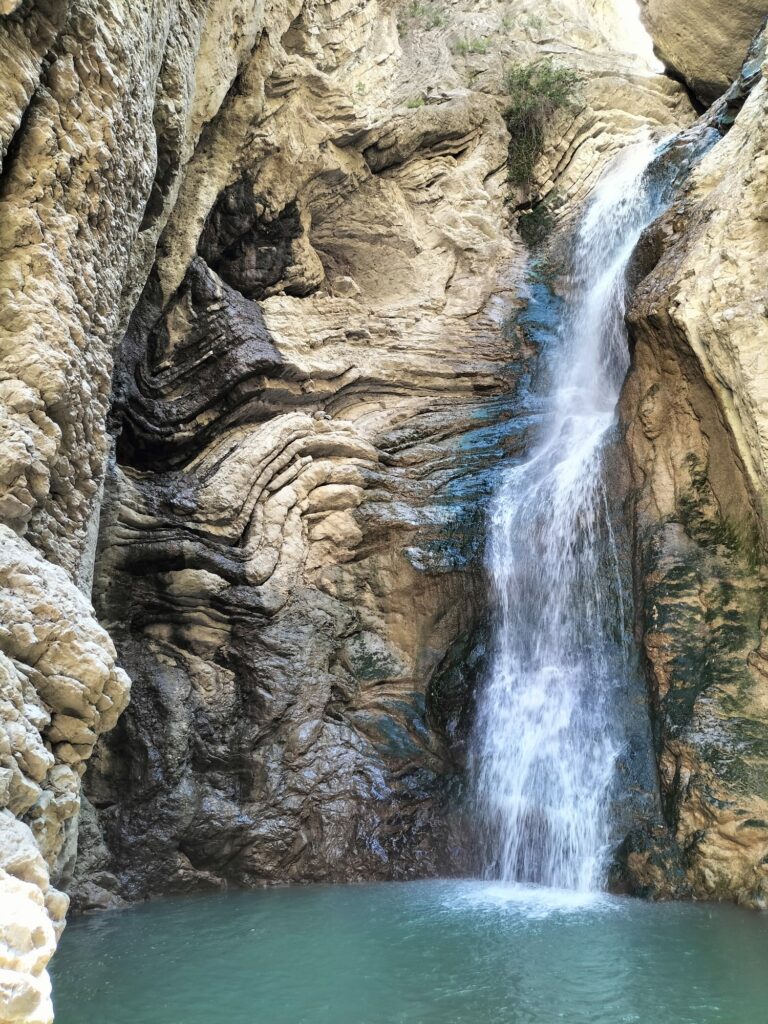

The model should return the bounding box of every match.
[455,881,613,918]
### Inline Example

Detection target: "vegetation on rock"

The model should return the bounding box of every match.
[503,59,580,187]
[516,193,559,247]
[400,1,445,31]
[451,36,490,56]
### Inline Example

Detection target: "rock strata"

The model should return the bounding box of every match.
[73,0,691,908]
[619,30,768,907]
[15,0,768,1017]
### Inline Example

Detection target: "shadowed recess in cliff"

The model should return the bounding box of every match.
[113,259,293,469]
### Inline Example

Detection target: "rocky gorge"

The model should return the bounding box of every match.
[1,1,767,1022]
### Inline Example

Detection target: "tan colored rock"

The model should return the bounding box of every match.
[65,0,693,908]
[0,1,275,1016]
[0,0,715,1016]
[640,0,767,102]
[620,51,768,906]
[0,527,129,1021]
[0,818,59,1024]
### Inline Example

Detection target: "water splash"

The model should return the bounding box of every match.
[473,136,684,891]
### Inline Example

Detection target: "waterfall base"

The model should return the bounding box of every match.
[51,881,768,1024]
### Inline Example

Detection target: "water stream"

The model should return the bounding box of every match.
[473,134,710,890]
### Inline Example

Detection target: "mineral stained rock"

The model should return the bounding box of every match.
[4,0,768,1019]
[619,31,768,907]
[72,0,690,909]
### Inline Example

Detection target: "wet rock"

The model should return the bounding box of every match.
[0,0,699,1016]
[620,33,768,907]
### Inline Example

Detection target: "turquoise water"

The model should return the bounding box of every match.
[51,880,768,1024]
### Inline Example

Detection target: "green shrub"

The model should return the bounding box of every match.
[452,35,490,55]
[405,96,426,108]
[402,1,446,30]
[516,200,555,248]
[524,14,545,31]
[503,59,579,187]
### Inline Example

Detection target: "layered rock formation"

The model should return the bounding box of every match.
[3,0,768,1019]
[618,29,768,907]
[0,1,692,1017]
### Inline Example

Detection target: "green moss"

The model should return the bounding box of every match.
[516,192,563,248]
[502,59,579,188]
[676,453,761,566]
[405,96,425,109]
[524,14,545,31]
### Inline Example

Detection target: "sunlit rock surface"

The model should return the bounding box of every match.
[640,0,767,103]
[71,0,691,907]
[13,0,768,1017]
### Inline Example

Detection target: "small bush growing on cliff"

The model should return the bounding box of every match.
[503,60,579,187]
[452,36,490,56]
[517,200,554,248]
[401,1,446,31]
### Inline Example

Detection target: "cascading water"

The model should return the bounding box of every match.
[473,132,713,891]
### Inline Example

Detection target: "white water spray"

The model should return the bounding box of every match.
[474,137,666,891]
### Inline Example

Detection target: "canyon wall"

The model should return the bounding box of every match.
[0,1,690,1018]
[640,0,767,103]
[618,27,768,908]
[1,0,767,1020]
[71,0,691,908]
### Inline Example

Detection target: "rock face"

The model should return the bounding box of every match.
[0,0,691,1002]
[6,0,768,1018]
[640,0,767,103]
[0,528,129,1024]
[619,32,768,907]
[71,0,690,908]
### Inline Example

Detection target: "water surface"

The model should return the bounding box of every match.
[52,880,768,1024]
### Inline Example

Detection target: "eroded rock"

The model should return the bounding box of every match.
[640,0,767,104]
[620,39,768,907]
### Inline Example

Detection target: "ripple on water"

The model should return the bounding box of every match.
[50,880,768,1024]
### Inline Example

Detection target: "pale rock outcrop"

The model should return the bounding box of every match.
[0,818,59,1024]
[0,526,128,1023]
[640,0,767,103]
[0,0,723,1017]
[0,0,261,582]
[0,1,263,1020]
[619,36,768,906]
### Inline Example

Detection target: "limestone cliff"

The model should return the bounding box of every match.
[3,0,768,1020]
[618,27,768,908]
[640,0,767,103]
[0,1,692,1018]
[76,0,689,910]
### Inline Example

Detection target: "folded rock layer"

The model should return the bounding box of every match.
[3,0,768,1020]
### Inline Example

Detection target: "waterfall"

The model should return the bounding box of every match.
[473,136,686,891]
